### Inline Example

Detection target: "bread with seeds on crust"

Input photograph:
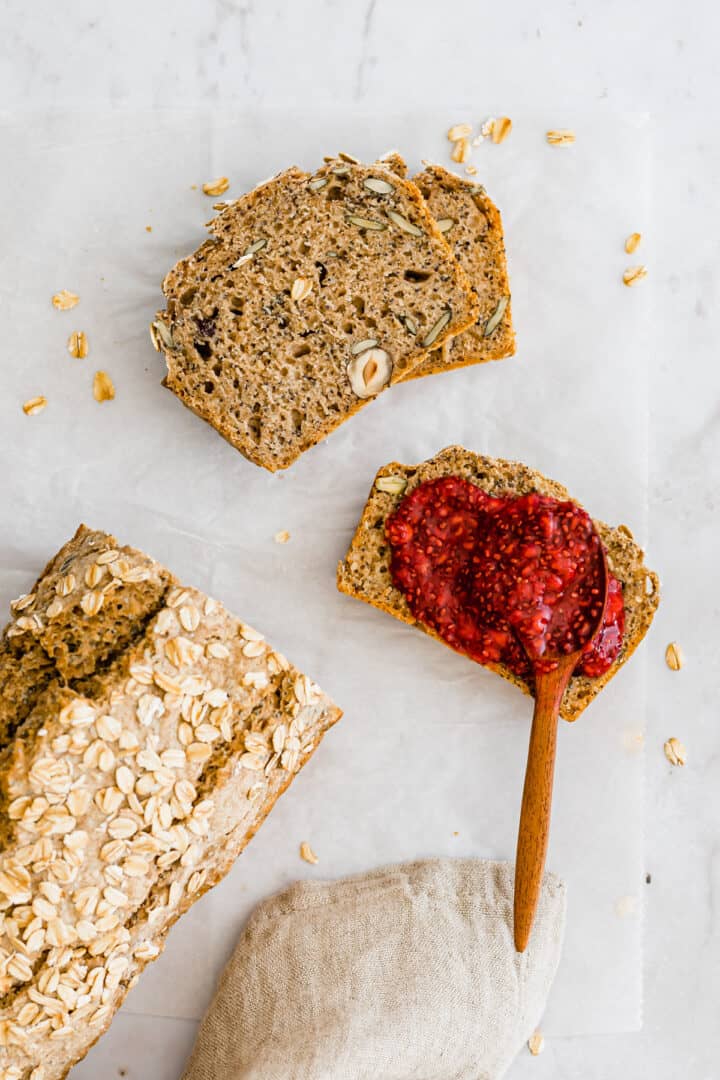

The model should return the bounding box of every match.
[0,526,341,1079]
[336,446,659,722]
[153,161,480,471]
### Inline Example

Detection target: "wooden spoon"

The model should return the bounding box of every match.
[513,546,609,953]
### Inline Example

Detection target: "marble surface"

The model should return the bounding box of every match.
[1,2,719,1078]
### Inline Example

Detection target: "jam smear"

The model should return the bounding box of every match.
[386,476,624,679]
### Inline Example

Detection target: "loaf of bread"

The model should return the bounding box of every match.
[0,527,341,1079]
[153,160,480,471]
[410,166,515,378]
[337,447,659,722]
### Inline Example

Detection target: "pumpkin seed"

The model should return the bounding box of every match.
[403,315,418,335]
[364,176,394,195]
[436,218,455,233]
[351,338,379,355]
[332,165,350,177]
[231,238,267,269]
[337,151,359,164]
[309,177,328,191]
[152,320,175,349]
[385,209,423,236]
[483,295,509,337]
[421,308,452,348]
[345,214,387,231]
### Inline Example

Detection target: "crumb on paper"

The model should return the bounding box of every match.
[145,225,153,233]
[22,396,47,416]
[623,265,648,287]
[527,1031,544,1056]
[465,165,478,176]
[202,176,230,197]
[452,831,459,837]
[274,530,291,545]
[625,231,641,254]
[664,736,687,767]
[93,370,115,403]
[52,289,79,311]
[615,895,638,918]
[299,841,319,865]
[622,730,644,753]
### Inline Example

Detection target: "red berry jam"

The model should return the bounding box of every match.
[386,476,624,679]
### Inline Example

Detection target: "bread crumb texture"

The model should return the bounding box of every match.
[154,161,479,471]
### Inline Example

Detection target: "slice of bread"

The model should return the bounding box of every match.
[408,165,515,378]
[154,162,480,471]
[337,447,659,722]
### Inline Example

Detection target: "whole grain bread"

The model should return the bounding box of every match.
[409,165,515,378]
[154,161,480,471]
[0,526,341,1079]
[337,447,659,722]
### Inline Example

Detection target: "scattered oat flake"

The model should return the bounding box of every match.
[274,531,291,544]
[528,1031,544,1056]
[546,129,576,146]
[447,123,472,143]
[480,118,495,138]
[202,177,229,197]
[625,232,641,254]
[451,138,470,164]
[67,330,88,359]
[491,116,512,144]
[23,396,47,416]
[465,165,478,176]
[52,290,79,310]
[665,642,683,670]
[93,370,115,402]
[664,737,687,767]
[299,841,318,865]
[623,265,648,287]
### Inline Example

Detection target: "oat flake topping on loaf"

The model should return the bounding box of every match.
[0,526,341,1080]
[153,161,479,471]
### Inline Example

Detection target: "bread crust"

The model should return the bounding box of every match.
[0,527,341,1079]
[337,447,659,722]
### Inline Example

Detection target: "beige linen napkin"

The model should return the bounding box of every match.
[182,859,566,1080]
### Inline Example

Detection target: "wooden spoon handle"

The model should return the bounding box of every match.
[513,655,576,952]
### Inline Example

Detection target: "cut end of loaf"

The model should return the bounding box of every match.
[337,446,659,722]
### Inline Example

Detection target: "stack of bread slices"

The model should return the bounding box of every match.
[151,153,515,472]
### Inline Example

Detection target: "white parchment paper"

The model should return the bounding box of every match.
[0,109,650,1036]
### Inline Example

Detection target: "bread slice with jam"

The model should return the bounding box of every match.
[337,446,659,722]
[153,161,480,471]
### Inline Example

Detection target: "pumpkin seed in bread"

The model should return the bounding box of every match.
[337,447,659,722]
[154,163,480,471]
[0,526,341,1079]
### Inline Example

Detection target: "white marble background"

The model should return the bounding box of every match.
[1,2,719,1078]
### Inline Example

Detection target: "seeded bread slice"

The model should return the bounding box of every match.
[408,165,515,378]
[337,447,659,722]
[0,526,341,1080]
[154,162,480,471]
